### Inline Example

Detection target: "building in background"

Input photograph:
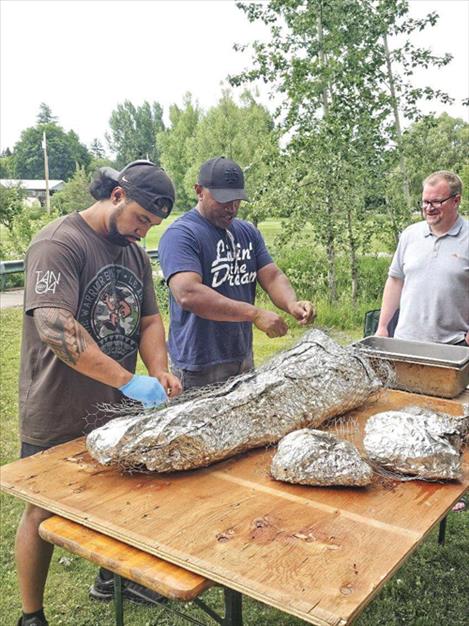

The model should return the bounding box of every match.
[0,179,64,207]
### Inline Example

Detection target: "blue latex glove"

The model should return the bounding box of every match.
[119,375,167,408]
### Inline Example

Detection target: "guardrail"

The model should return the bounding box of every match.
[0,250,160,291]
[146,249,159,262]
[0,259,25,290]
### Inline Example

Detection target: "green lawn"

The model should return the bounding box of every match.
[143,214,284,251]
[1,308,468,625]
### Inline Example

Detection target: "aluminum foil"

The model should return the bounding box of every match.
[86,329,382,472]
[363,406,468,481]
[271,428,373,486]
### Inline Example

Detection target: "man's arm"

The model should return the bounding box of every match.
[33,307,132,387]
[376,276,403,337]
[257,263,315,325]
[138,314,182,397]
[168,272,288,337]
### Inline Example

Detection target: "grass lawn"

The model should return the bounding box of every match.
[1,307,468,625]
[142,214,285,251]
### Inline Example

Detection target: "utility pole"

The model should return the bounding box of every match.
[42,131,51,213]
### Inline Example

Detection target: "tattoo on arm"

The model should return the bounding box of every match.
[34,308,90,366]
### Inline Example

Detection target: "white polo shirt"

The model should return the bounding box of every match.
[389,216,469,344]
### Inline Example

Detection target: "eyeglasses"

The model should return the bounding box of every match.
[420,194,457,210]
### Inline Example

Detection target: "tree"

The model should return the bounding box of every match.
[156,93,201,210]
[90,138,106,159]
[106,100,165,168]
[0,149,15,178]
[400,113,469,199]
[183,90,279,222]
[0,183,26,230]
[231,0,391,301]
[13,123,91,181]
[51,167,94,215]
[36,102,58,124]
[383,113,469,244]
[230,0,454,302]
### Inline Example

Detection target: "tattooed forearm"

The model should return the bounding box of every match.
[34,307,90,366]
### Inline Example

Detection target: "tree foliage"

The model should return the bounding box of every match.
[183,90,279,221]
[89,138,106,159]
[230,0,456,301]
[51,167,94,215]
[36,102,58,125]
[0,149,15,178]
[400,113,469,201]
[156,93,201,209]
[106,100,165,168]
[0,183,26,230]
[13,123,91,181]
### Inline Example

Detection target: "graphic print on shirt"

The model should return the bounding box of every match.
[211,231,257,288]
[77,265,142,361]
[34,270,61,294]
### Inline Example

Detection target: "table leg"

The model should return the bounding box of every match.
[114,574,124,626]
[223,588,243,626]
[438,516,447,546]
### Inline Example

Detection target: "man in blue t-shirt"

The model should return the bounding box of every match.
[158,156,315,389]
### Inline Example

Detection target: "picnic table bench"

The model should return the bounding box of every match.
[39,516,241,626]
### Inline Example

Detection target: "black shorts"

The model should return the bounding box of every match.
[20,442,52,459]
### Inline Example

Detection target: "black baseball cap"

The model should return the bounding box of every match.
[117,160,175,219]
[198,156,248,203]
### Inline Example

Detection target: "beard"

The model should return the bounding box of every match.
[106,208,131,247]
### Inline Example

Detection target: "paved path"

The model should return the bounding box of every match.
[0,289,24,309]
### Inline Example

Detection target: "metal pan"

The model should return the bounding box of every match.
[353,336,469,398]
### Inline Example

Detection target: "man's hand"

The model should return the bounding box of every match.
[157,371,183,398]
[288,300,316,325]
[119,375,167,408]
[465,331,469,346]
[253,309,288,338]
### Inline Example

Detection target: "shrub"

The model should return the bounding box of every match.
[275,245,390,304]
[4,207,60,258]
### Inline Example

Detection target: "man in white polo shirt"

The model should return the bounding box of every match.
[376,170,468,346]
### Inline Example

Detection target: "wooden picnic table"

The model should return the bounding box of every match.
[1,388,468,626]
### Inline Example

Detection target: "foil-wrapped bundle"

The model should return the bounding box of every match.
[87,329,381,472]
[363,406,468,481]
[271,429,373,486]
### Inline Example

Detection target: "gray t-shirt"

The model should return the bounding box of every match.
[20,212,158,446]
[389,216,469,344]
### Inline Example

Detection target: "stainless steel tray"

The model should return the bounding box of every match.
[353,336,469,398]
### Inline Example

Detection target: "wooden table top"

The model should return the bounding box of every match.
[2,389,468,626]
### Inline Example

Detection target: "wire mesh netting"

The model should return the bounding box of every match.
[84,329,468,485]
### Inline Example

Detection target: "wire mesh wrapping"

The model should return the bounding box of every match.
[86,329,382,472]
[363,406,469,481]
[271,429,373,486]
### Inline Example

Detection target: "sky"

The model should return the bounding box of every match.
[1,0,468,153]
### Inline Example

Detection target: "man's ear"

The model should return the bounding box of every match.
[111,186,126,204]
[194,184,203,198]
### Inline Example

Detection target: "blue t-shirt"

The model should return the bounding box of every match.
[158,208,273,370]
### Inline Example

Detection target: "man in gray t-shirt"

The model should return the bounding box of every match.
[376,170,469,345]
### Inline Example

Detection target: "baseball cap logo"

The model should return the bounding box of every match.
[224,168,240,186]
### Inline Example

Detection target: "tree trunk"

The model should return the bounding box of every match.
[383,33,412,213]
[346,206,359,305]
[318,8,337,304]
[326,215,337,304]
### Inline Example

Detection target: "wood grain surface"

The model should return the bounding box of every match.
[2,389,468,626]
[39,516,212,600]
